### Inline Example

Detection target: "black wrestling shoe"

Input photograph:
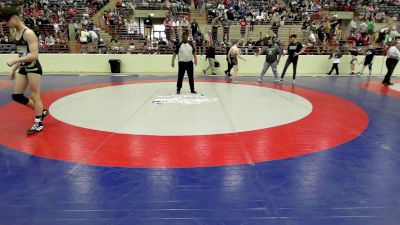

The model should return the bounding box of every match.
[27,122,44,135]
[191,91,198,94]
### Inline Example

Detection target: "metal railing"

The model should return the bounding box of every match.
[1,42,386,55]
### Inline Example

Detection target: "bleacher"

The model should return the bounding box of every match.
[102,5,146,41]
[370,5,400,17]
[0,0,114,53]
[121,0,189,12]
[1,0,397,55]
[0,43,16,53]
[44,0,110,22]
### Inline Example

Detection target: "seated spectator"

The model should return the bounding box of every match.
[74,20,80,31]
[350,18,357,34]
[180,17,189,34]
[54,22,61,38]
[88,30,99,45]
[375,11,386,23]
[80,28,89,44]
[128,41,136,53]
[98,39,107,53]
[0,35,11,44]
[217,3,225,10]
[359,20,369,35]
[45,35,56,52]
[116,0,124,8]
[384,26,400,45]
[307,29,316,47]
[111,36,118,46]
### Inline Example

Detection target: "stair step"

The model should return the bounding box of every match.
[91,0,117,43]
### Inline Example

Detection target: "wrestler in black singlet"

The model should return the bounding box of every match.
[16,28,42,76]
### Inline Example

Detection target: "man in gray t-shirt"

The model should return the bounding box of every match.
[257,41,282,82]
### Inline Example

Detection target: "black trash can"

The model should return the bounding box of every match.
[109,59,121,73]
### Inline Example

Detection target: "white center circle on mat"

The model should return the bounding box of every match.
[50,82,313,136]
[389,83,400,92]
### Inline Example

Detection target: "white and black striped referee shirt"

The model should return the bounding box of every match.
[175,42,195,62]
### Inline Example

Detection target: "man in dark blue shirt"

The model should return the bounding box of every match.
[280,34,305,85]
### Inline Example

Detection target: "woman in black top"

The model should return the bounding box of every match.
[1,8,48,134]
[203,43,217,75]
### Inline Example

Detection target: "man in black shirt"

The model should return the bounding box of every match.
[203,44,216,75]
[226,10,234,21]
[280,34,305,84]
[191,20,199,39]
[301,17,311,41]
[24,16,34,27]
[257,40,281,82]
[144,16,153,39]
[271,22,280,36]
[357,44,375,76]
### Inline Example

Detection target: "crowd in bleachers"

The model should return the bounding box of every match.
[207,0,301,26]
[61,0,400,56]
[100,6,145,41]
[1,0,400,55]
[119,0,190,12]
[0,0,110,53]
[319,0,400,14]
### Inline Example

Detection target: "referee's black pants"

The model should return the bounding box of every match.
[177,61,195,92]
[382,58,398,84]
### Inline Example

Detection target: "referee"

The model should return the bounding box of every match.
[171,33,198,94]
[382,40,400,86]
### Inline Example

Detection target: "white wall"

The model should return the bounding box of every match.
[0,54,399,76]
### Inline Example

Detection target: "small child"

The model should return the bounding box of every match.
[327,46,343,75]
[357,44,376,76]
